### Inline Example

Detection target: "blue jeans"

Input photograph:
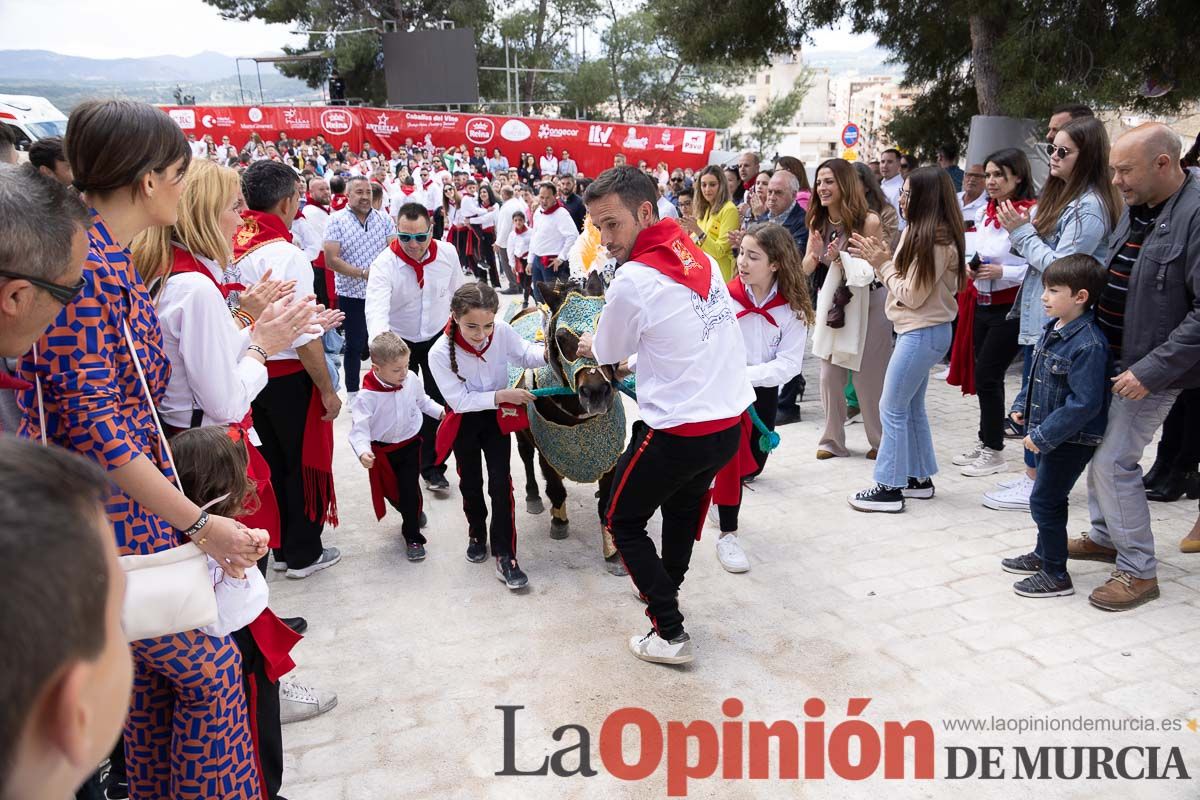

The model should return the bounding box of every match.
[1031,442,1096,575]
[1019,345,1038,469]
[873,322,952,488]
[530,255,566,303]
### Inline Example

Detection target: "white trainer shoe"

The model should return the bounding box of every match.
[706,504,720,527]
[716,533,750,573]
[961,447,1008,477]
[279,679,338,724]
[285,547,342,579]
[628,630,694,664]
[994,474,1026,490]
[983,474,1035,511]
[272,558,288,572]
[953,440,984,466]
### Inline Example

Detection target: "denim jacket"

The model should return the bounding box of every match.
[1007,191,1112,345]
[1011,309,1111,453]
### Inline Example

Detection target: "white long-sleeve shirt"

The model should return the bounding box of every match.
[540,154,559,176]
[224,237,320,362]
[428,320,546,413]
[291,214,323,262]
[592,258,753,429]
[507,228,531,269]
[157,253,266,431]
[365,240,466,342]
[529,206,577,260]
[495,197,527,247]
[347,369,444,456]
[973,205,1029,292]
[881,174,906,231]
[732,281,808,388]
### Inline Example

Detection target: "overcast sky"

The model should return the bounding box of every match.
[0,0,875,60]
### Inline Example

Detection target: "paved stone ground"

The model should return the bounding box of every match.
[273,331,1200,799]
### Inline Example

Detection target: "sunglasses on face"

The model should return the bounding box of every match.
[396,232,432,243]
[1043,143,1075,160]
[0,270,86,305]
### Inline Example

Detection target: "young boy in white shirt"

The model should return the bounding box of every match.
[349,332,444,561]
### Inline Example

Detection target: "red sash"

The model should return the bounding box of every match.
[264,359,338,526]
[727,278,788,327]
[628,218,712,298]
[388,238,438,287]
[170,245,244,298]
[245,609,302,683]
[947,283,978,395]
[368,438,416,521]
[226,421,282,549]
[233,210,292,263]
[713,412,756,507]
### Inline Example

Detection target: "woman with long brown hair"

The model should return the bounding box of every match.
[682,164,740,281]
[847,166,965,512]
[803,158,892,460]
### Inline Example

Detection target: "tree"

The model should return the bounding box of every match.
[746,69,813,156]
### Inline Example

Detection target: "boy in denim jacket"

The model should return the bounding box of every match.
[1000,254,1111,598]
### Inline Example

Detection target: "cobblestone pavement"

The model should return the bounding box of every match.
[273,344,1200,799]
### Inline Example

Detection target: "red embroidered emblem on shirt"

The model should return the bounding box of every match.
[672,239,699,275]
[500,406,519,418]
[234,217,260,248]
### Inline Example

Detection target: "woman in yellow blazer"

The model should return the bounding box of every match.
[682,164,740,281]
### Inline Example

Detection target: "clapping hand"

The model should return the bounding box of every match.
[848,233,891,270]
[996,200,1031,233]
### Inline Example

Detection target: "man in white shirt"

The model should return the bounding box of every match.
[539,146,559,178]
[575,166,752,666]
[188,134,208,159]
[364,202,464,491]
[528,182,578,302]
[656,184,680,220]
[958,163,987,230]
[493,185,527,294]
[879,148,905,230]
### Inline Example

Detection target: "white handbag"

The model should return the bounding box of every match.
[34,320,218,642]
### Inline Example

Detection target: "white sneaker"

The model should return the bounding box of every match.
[994,474,1027,490]
[628,630,694,664]
[285,547,342,579]
[933,366,951,381]
[279,679,338,724]
[272,558,288,572]
[716,533,750,573]
[961,447,1008,477]
[983,474,1035,511]
[953,440,984,466]
[706,504,720,527]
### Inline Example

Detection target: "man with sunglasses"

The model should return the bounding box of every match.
[365,201,466,493]
[0,164,90,435]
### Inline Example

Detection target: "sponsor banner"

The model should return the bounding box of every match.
[162,105,716,177]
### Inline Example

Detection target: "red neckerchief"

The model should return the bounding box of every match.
[983,198,1037,229]
[362,369,402,392]
[304,195,330,213]
[727,277,788,327]
[743,179,754,191]
[331,195,348,211]
[422,179,433,190]
[170,244,244,298]
[628,218,712,298]
[537,199,563,216]
[388,239,438,287]
[400,184,416,196]
[233,210,293,263]
[444,317,493,360]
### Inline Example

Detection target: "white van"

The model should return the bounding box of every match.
[0,94,69,156]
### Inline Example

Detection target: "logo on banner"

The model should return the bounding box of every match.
[366,113,400,136]
[623,127,648,150]
[321,109,354,136]
[466,117,495,144]
[501,119,531,142]
[248,107,264,123]
[201,114,215,128]
[537,123,579,140]
[681,130,706,154]
[168,109,195,130]
[281,108,312,129]
[588,125,614,145]
[653,129,676,152]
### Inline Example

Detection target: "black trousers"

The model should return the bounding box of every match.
[606,421,742,640]
[1154,387,1200,471]
[432,208,445,240]
[231,626,285,800]
[474,227,501,286]
[453,411,517,559]
[404,333,448,481]
[252,370,325,569]
[338,295,368,393]
[718,386,778,532]
[380,438,426,544]
[972,303,1022,451]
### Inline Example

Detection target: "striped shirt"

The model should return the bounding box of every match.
[1096,203,1162,364]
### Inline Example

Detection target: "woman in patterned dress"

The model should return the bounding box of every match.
[17,100,267,800]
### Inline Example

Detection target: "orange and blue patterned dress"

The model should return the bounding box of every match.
[17,209,261,800]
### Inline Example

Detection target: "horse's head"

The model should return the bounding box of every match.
[537,272,616,417]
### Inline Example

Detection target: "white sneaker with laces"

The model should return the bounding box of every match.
[628,630,694,664]
[272,558,288,572]
[983,474,1035,511]
[279,679,338,724]
[961,446,1008,477]
[716,533,750,573]
[285,547,342,579]
[706,504,720,527]
[933,366,951,381]
[953,440,984,466]
[994,475,1026,490]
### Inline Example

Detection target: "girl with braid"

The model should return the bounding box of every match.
[428,282,546,589]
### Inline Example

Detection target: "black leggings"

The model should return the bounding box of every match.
[972,303,1022,451]
[404,334,449,481]
[474,227,501,286]
[453,411,517,559]
[717,386,778,532]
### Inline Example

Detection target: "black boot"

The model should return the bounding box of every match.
[1146,470,1200,503]
[1142,458,1169,490]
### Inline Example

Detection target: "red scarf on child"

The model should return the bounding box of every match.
[727,278,788,326]
[360,370,421,521]
[629,218,712,298]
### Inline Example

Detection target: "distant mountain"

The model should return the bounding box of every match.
[804,45,904,78]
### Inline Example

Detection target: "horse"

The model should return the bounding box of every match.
[506,272,628,575]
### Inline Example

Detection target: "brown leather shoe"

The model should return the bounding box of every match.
[1089,570,1160,611]
[866,448,878,460]
[816,449,837,460]
[1066,534,1117,563]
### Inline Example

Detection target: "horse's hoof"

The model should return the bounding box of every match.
[550,519,570,540]
[604,554,628,577]
[526,497,545,515]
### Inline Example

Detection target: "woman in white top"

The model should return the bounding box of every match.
[469,184,502,287]
[711,223,813,573]
[950,148,1037,478]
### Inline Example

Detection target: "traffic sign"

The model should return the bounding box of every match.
[841,123,860,148]
[842,148,859,162]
